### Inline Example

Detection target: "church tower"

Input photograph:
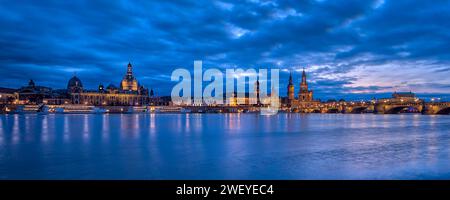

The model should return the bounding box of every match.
[287,72,295,101]
[120,62,139,92]
[255,79,260,105]
[298,68,313,102]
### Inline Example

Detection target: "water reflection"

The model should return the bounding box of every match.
[12,115,19,144]
[63,115,69,142]
[185,114,190,132]
[149,113,156,136]
[0,113,449,179]
[102,114,109,140]
[42,115,48,143]
[83,114,89,142]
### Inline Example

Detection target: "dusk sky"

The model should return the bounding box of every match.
[1,0,449,100]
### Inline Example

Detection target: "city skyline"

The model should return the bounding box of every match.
[1,0,450,101]
[0,63,448,102]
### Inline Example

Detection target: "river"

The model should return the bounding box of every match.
[0,113,449,179]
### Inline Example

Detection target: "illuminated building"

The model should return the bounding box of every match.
[0,87,17,105]
[287,72,295,102]
[298,68,313,102]
[17,79,53,104]
[379,91,420,104]
[67,76,83,93]
[120,62,139,92]
[226,80,264,106]
[67,63,150,106]
[391,91,417,102]
[288,68,320,112]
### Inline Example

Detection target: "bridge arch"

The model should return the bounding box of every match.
[327,108,339,113]
[385,106,409,114]
[436,107,450,115]
[350,106,368,114]
[385,105,421,114]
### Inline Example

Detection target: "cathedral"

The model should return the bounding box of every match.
[298,69,313,102]
[287,68,320,111]
[120,62,139,92]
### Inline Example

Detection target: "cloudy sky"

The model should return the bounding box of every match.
[0,0,449,100]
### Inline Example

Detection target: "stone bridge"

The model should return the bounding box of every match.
[318,102,374,114]
[374,102,423,114]
[422,102,450,115]
[374,102,450,114]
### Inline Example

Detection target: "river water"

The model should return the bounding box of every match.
[0,113,449,179]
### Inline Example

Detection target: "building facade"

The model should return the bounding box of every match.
[298,69,313,102]
[287,72,295,102]
[287,68,320,112]
[68,63,150,106]
[0,87,17,104]
[17,80,53,104]
[120,62,139,92]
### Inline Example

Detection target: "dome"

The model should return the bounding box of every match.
[67,76,83,93]
[106,84,117,90]
[67,76,83,89]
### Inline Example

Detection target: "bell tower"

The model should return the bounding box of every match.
[120,62,139,92]
[287,72,294,101]
[298,68,313,102]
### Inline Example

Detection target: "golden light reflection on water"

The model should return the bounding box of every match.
[285,113,300,133]
[41,115,49,143]
[149,113,156,136]
[193,114,203,133]
[225,113,243,132]
[64,115,69,142]
[12,114,19,144]
[83,114,89,142]
[131,114,140,138]
[426,115,439,164]
[134,114,140,131]
[185,114,190,133]
[118,114,142,139]
[25,115,31,136]
[102,114,109,140]
[412,114,420,127]
[176,114,182,133]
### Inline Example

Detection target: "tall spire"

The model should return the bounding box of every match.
[301,67,306,84]
[127,62,133,76]
[287,71,295,101]
[288,71,293,85]
[255,77,260,105]
[300,67,308,93]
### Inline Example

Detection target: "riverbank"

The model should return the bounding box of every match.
[1,104,448,115]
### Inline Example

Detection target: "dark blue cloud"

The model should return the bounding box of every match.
[0,0,449,100]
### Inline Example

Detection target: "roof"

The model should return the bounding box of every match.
[0,87,17,93]
[107,84,118,89]
[67,76,83,88]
